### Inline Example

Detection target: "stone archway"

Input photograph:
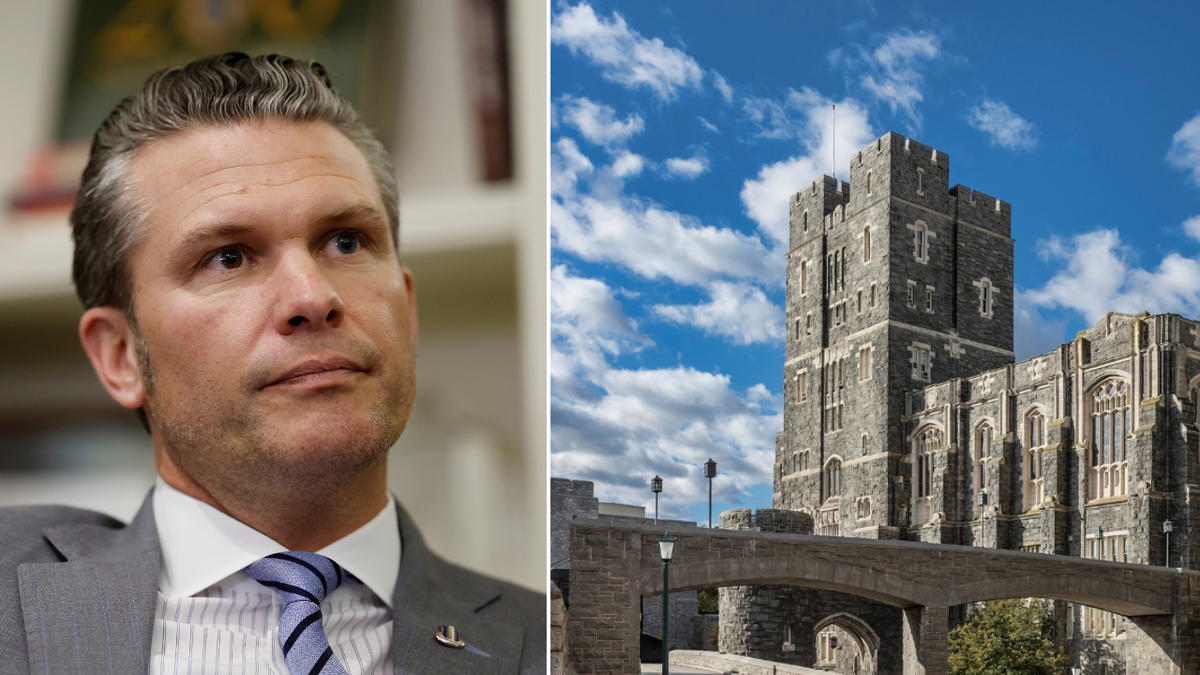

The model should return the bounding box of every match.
[813,612,879,675]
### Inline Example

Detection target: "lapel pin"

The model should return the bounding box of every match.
[435,625,465,649]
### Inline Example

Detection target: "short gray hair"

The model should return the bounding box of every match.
[71,52,399,317]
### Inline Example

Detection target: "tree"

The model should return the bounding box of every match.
[697,587,719,614]
[948,599,1073,675]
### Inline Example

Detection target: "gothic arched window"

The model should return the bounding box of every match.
[1089,380,1130,501]
[912,426,940,525]
[824,457,842,501]
[1024,410,1046,511]
[971,422,992,519]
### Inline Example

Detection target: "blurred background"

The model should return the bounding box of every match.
[0,0,546,592]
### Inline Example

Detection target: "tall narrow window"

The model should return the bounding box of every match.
[859,346,872,382]
[863,225,872,262]
[870,283,877,308]
[971,423,992,518]
[913,427,941,525]
[1024,410,1046,510]
[907,281,916,307]
[806,313,812,335]
[926,286,934,313]
[911,221,929,262]
[796,371,807,403]
[794,319,800,342]
[917,168,924,194]
[867,170,873,194]
[803,210,809,232]
[910,344,932,382]
[857,290,863,314]
[1089,381,1130,500]
[824,358,846,432]
[800,260,808,295]
[824,458,842,499]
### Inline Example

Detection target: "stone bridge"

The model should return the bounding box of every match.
[567,518,1200,675]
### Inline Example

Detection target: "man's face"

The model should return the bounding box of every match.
[122,121,416,494]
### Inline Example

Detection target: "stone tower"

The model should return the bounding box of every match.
[774,131,1014,538]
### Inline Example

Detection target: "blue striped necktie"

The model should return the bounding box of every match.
[243,552,352,675]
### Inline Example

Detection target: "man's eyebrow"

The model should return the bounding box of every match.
[325,203,387,225]
[178,223,254,250]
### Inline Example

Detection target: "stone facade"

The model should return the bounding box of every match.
[749,130,1200,673]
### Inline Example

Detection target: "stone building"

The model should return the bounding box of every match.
[723,131,1198,673]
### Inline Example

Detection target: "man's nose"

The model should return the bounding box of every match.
[272,250,345,334]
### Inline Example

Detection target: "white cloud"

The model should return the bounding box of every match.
[610,150,645,178]
[556,95,645,147]
[551,265,649,392]
[663,149,710,180]
[550,267,779,517]
[967,99,1037,151]
[835,29,940,131]
[551,363,780,517]
[698,116,720,133]
[654,281,784,345]
[1184,215,1200,242]
[1168,113,1200,187]
[552,140,776,286]
[712,71,734,103]
[550,137,593,197]
[740,89,875,247]
[1022,228,1200,325]
[551,2,705,101]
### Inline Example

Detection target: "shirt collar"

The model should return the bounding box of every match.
[153,476,400,606]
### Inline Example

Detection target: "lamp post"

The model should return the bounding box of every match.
[651,475,663,523]
[659,534,676,675]
[1164,520,1173,568]
[704,459,717,528]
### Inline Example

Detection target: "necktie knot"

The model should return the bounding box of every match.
[243,551,347,605]
[242,551,352,674]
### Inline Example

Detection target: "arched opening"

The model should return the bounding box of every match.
[814,612,880,675]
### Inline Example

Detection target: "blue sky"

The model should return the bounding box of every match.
[549,1,1200,523]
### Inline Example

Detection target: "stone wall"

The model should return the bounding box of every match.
[641,591,704,650]
[552,477,599,569]
[552,582,569,675]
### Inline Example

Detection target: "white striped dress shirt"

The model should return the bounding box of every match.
[149,478,400,674]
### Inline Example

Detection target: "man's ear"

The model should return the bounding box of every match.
[79,307,147,409]
[402,265,418,345]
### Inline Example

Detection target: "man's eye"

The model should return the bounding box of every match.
[208,248,244,270]
[332,233,360,255]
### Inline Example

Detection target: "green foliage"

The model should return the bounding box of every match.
[948,599,1073,675]
[697,587,719,614]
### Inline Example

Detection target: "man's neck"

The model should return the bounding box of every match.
[155,447,390,552]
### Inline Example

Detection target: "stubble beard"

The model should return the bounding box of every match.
[136,330,415,508]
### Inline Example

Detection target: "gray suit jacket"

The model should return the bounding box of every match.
[0,492,545,674]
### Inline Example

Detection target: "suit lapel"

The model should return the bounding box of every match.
[390,504,526,675]
[16,494,160,675]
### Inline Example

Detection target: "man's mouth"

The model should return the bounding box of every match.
[265,356,366,389]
